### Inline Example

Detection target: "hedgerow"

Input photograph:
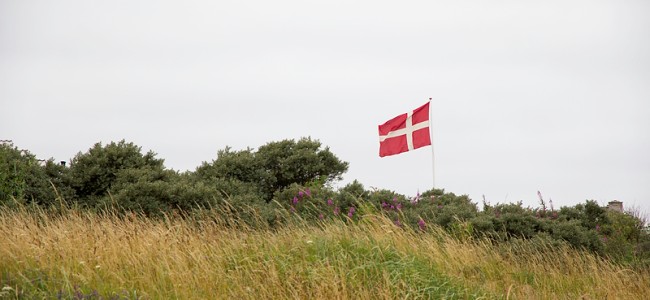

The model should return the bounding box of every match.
[1,139,648,265]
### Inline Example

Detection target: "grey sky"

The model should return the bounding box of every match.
[1,1,649,214]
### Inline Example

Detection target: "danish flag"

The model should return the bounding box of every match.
[378,101,431,157]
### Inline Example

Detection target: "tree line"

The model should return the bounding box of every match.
[1,138,648,265]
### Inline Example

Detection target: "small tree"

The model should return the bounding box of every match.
[194,147,272,199]
[256,138,348,195]
[68,140,164,205]
[196,137,349,201]
[0,143,69,206]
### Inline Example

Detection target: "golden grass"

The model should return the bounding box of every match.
[1,206,648,299]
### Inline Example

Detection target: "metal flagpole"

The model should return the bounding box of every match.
[429,97,435,190]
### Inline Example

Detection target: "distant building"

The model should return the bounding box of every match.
[607,200,623,213]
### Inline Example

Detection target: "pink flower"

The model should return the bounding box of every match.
[347,207,356,217]
[334,206,340,215]
[418,219,426,231]
[292,197,299,205]
[319,213,324,220]
[327,199,334,206]
[305,188,311,197]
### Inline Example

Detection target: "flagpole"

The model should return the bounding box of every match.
[429,97,435,190]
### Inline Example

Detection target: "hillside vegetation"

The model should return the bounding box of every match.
[1,205,649,299]
[1,138,649,298]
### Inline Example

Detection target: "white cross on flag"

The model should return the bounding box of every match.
[378,101,431,157]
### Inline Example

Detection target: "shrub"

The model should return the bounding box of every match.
[100,168,212,216]
[195,138,348,202]
[68,140,164,205]
[602,210,646,261]
[549,219,603,254]
[0,143,70,206]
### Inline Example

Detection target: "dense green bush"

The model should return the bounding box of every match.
[474,201,609,254]
[549,219,603,253]
[99,168,215,216]
[0,143,35,204]
[602,210,646,261]
[0,143,70,206]
[68,140,165,205]
[194,147,269,198]
[195,137,348,201]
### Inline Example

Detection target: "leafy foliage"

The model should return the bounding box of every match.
[103,168,218,216]
[195,137,348,201]
[0,143,70,206]
[2,138,649,265]
[0,143,32,204]
[68,140,164,203]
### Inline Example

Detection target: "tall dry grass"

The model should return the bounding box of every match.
[1,205,648,299]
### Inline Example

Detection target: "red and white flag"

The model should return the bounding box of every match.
[378,101,431,157]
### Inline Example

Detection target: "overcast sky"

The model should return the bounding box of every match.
[2,1,649,215]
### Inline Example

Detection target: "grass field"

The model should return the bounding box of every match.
[1,205,648,299]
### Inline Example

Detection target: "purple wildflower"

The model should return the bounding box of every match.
[394,218,402,227]
[396,203,402,211]
[327,198,334,206]
[418,219,426,231]
[348,207,356,218]
[334,206,340,215]
[319,213,324,220]
[381,202,388,209]
[305,188,311,197]
[298,191,304,197]
[390,205,395,210]
[292,196,299,205]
